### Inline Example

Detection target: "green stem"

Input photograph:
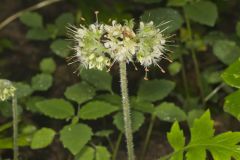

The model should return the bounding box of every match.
[12,95,18,160]
[112,133,123,160]
[141,115,156,160]
[184,10,204,102]
[119,62,135,160]
[106,136,114,152]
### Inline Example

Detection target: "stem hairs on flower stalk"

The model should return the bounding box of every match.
[67,13,170,160]
[0,79,18,160]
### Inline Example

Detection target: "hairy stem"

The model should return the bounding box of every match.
[112,133,123,160]
[141,115,156,160]
[119,62,135,160]
[12,95,18,160]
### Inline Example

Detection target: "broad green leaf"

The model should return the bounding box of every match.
[40,57,56,74]
[186,147,206,160]
[78,101,119,120]
[75,146,94,160]
[31,128,56,149]
[190,110,214,143]
[168,0,187,7]
[60,123,93,155]
[213,40,240,65]
[0,121,12,132]
[222,58,240,89]
[167,122,185,150]
[81,69,112,92]
[141,8,183,33]
[50,39,71,58]
[187,109,204,127]
[184,1,218,26]
[137,79,175,102]
[130,97,155,114]
[95,94,121,107]
[46,24,59,39]
[26,28,50,40]
[113,111,145,133]
[236,21,240,38]
[154,102,187,122]
[25,96,45,113]
[20,12,43,28]
[95,130,114,137]
[31,73,53,91]
[0,134,32,149]
[36,99,74,119]
[64,82,95,104]
[168,62,182,76]
[224,90,240,120]
[95,146,111,160]
[21,125,37,134]
[203,67,222,84]
[14,82,33,98]
[55,13,74,35]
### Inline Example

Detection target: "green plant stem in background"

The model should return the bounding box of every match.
[0,0,62,30]
[141,115,156,160]
[112,133,123,160]
[184,11,204,102]
[179,56,190,109]
[12,95,18,160]
[119,62,135,160]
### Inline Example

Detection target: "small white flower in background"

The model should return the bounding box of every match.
[0,79,16,101]
[68,19,169,74]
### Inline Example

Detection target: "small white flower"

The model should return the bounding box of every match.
[0,79,16,101]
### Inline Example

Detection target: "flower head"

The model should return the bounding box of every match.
[0,79,16,101]
[69,19,168,72]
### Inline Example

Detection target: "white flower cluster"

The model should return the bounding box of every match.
[70,20,167,70]
[0,79,16,101]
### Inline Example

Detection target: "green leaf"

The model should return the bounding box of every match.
[167,122,185,150]
[31,73,53,91]
[0,101,22,117]
[95,94,121,107]
[168,62,182,76]
[95,146,111,160]
[113,111,145,133]
[81,69,112,92]
[60,123,93,155]
[134,0,160,3]
[0,134,32,149]
[236,21,240,38]
[167,122,185,160]
[36,99,74,119]
[26,28,50,40]
[40,57,56,74]
[167,0,187,7]
[222,58,240,89]
[78,101,119,120]
[137,79,175,102]
[141,8,183,33]
[14,82,33,98]
[184,1,218,26]
[20,12,43,28]
[190,110,214,143]
[50,39,71,58]
[25,96,45,113]
[130,97,155,114]
[154,102,187,122]
[187,109,204,127]
[31,128,56,149]
[55,12,74,35]
[224,90,240,120]
[186,148,206,160]
[64,82,95,104]
[213,40,240,65]
[95,130,114,137]
[75,146,94,160]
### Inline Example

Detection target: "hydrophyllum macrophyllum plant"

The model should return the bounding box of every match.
[0,79,18,160]
[68,16,170,160]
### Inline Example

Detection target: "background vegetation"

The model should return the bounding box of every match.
[0,0,240,160]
